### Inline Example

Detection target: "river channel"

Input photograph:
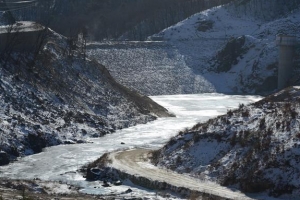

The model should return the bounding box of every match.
[0,93,261,196]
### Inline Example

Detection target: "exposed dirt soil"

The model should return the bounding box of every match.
[108,149,254,200]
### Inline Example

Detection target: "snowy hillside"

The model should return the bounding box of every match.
[153,86,300,198]
[152,1,300,94]
[0,27,171,163]
[87,1,300,95]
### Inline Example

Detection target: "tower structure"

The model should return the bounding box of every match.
[276,35,297,90]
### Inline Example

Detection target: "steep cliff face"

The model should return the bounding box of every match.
[0,28,171,161]
[153,87,300,198]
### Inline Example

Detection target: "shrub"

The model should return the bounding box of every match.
[168,137,177,146]
[192,123,202,130]
[266,128,273,136]
[176,155,182,165]
[150,150,161,165]
[241,109,250,117]
[193,133,201,142]
[276,122,281,130]
[239,103,245,109]
[284,102,291,111]
[230,132,237,146]
[259,118,266,130]
[291,110,298,119]
[227,109,233,117]
[286,121,291,131]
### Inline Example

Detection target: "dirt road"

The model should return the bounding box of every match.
[109,148,255,200]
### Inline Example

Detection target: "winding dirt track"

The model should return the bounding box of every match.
[109,149,255,200]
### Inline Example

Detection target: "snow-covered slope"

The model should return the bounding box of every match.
[153,86,300,198]
[87,1,300,95]
[0,27,171,162]
[152,2,300,94]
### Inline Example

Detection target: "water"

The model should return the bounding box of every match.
[0,93,261,196]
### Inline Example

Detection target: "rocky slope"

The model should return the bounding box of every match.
[87,42,215,95]
[87,0,300,96]
[152,0,300,94]
[0,26,171,164]
[152,86,300,198]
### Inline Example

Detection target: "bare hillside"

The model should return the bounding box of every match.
[0,27,171,163]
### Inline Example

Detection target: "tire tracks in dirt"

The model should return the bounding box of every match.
[109,148,255,200]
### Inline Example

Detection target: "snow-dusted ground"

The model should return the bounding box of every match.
[0,28,169,158]
[155,87,300,199]
[0,94,260,198]
[154,3,300,93]
[88,3,300,95]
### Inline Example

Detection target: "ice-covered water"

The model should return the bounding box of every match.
[0,94,261,196]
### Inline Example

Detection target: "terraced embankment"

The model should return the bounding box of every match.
[87,41,215,96]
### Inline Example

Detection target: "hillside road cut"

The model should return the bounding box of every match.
[108,148,255,200]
